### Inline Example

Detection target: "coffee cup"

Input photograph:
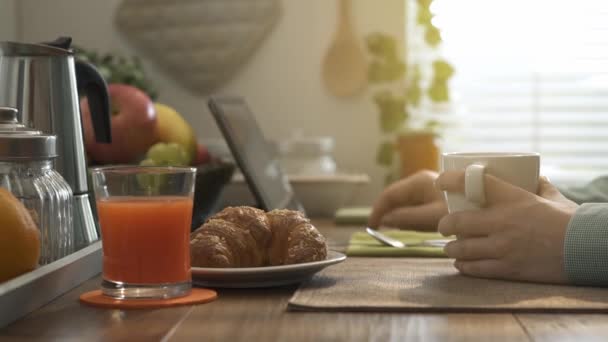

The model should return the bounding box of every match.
[441,152,540,213]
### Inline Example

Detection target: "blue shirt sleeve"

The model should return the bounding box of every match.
[564,203,608,286]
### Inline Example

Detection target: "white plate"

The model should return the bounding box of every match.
[192,250,346,288]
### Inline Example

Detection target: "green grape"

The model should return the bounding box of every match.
[432,59,455,80]
[139,158,157,166]
[146,142,189,166]
[417,6,433,25]
[376,141,395,166]
[137,158,164,194]
[427,80,450,102]
[424,26,442,47]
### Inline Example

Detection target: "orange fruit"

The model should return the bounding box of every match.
[0,187,40,283]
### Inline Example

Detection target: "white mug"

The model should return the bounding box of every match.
[441,152,540,213]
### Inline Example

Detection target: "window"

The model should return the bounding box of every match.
[424,0,608,186]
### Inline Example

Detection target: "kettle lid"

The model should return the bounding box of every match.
[0,41,71,57]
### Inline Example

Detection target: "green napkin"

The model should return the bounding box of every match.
[346,230,448,257]
[334,207,371,225]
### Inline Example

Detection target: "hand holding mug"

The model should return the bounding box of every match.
[437,166,578,284]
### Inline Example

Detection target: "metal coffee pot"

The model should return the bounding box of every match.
[0,37,111,249]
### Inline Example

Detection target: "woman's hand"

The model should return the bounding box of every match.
[368,170,447,231]
[437,172,578,284]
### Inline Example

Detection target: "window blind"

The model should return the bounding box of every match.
[423,0,608,186]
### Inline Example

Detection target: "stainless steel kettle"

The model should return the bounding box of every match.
[0,37,111,249]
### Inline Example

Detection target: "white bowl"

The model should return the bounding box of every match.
[218,173,370,217]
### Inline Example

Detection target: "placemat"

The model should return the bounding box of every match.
[288,258,608,312]
[346,230,448,257]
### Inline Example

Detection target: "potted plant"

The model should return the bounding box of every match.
[367,0,454,183]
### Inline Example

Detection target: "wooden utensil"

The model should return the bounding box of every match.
[322,0,368,98]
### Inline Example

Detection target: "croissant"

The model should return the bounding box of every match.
[190,206,327,268]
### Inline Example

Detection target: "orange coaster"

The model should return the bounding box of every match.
[79,288,217,309]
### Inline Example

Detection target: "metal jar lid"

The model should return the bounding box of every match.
[0,107,30,132]
[0,134,57,160]
[0,106,56,160]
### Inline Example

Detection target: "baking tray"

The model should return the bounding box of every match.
[0,241,102,328]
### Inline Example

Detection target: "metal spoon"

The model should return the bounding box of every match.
[365,227,451,248]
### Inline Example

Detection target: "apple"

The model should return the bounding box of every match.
[81,84,158,164]
[192,142,211,166]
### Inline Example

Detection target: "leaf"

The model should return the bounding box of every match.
[424,25,442,47]
[366,32,398,60]
[374,91,408,132]
[380,105,408,133]
[376,141,395,166]
[417,6,433,26]
[427,80,450,102]
[72,45,159,100]
[417,0,433,8]
[368,60,406,83]
[432,59,455,80]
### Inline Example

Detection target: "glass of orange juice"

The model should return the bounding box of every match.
[91,166,196,300]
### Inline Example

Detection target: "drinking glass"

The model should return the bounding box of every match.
[91,166,196,299]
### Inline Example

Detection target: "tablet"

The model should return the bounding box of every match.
[208,96,305,213]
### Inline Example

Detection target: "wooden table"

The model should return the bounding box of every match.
[2,220,608,341]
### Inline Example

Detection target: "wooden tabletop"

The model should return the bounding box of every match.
[2,220,608,341]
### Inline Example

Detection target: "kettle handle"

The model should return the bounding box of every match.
[75,61,112,143]
[40,36,72,50]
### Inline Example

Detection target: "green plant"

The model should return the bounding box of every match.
[74,46,158,100]
[367,0,454,183]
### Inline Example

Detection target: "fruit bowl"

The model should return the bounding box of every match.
[191,160,236,230]
[88,160,235,231]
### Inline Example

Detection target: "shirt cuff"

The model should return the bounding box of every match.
[564,203,608,286]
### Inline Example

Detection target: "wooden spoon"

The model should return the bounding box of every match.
[322,0,368,98]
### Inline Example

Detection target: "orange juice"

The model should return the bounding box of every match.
[97,196,193,284]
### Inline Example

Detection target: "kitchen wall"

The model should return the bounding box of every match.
[0,0,17,40]
[3,0,406,205]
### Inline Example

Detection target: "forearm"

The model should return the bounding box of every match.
[564,203,608,286]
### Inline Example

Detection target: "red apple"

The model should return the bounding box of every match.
[192,142,211,166]
[81,84,158,164]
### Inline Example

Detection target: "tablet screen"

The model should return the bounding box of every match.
[208,97,303,212]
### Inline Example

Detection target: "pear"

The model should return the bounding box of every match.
[154,103,197,164]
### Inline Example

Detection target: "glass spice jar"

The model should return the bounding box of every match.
[0,107,74,264]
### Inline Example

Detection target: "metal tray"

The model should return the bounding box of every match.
[0,241,102,328]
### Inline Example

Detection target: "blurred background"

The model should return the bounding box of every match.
[1,0,607,212]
